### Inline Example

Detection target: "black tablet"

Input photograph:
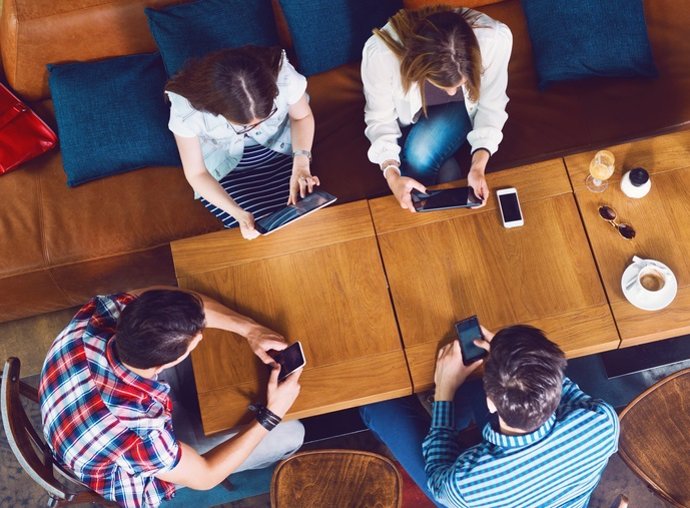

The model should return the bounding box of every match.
[255,190,337,235]
[411,187,482,212]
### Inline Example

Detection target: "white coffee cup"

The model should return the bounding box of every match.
[635,265,667,298]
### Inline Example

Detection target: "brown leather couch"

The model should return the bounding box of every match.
[2,0,689,323]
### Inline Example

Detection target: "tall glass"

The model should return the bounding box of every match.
[586,150,615,193]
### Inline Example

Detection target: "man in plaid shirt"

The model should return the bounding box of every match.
[39,288,304,508]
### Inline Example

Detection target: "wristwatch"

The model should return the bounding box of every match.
[292,149,312,162]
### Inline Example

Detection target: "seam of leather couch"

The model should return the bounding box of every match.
[4,0,18,87]
[36,161,50,267]
[0,241,175,279]
[15,0,137,21]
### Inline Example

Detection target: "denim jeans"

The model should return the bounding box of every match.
[359,377,490,506]
[401,101,472,186]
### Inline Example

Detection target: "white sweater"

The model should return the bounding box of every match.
[361,9,513,166]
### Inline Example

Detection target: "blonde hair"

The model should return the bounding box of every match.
[374,7,482,114]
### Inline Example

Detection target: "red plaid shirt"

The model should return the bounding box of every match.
[39,294,182,508]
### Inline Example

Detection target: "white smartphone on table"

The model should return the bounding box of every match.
[496,187,524,228]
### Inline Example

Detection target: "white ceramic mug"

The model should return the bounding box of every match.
[634,265,667,299]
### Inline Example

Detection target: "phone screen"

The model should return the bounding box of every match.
[499,192,522,222]
[413,187,481,211]
[273,342,306,381]
[455,316,487,365]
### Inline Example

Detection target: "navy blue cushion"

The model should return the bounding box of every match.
[48,53,180,187]
[278,0,402,76]
[145,0,280,76]
[522,0,657,89]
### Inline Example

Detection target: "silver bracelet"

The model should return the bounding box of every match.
[292,149,312,162]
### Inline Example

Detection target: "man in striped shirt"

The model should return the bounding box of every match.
[423,324,619,507]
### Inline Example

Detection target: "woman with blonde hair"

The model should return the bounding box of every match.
[166,46,319,239]
[362,6,512,211]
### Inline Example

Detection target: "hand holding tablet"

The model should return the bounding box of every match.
[255,190,337,235]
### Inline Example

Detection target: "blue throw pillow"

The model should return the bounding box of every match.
[48,52,180,187]
[278,0,402,76]
[145,0,280,76]
[521,0,657,89]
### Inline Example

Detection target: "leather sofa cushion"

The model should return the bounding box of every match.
[1,0,178,101]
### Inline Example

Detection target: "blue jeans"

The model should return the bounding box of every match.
[401,101,472,186]
[359,378,490,506]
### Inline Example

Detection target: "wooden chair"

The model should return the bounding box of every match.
[270,449,402,508]
[1,357,118,507]
[618,367,690,508]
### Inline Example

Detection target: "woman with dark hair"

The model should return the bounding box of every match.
[166,46,318,239]
[362,7,512,211]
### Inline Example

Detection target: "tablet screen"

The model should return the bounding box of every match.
[255,190,337,235]
[413,187,481,211]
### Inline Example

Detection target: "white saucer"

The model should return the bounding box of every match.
[621,261,678,311]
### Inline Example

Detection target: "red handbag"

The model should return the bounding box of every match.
[0,82,57,174]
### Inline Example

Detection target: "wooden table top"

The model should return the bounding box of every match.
[170,130,690,432]
[369,159,619,392]
[171,201,411,435]
[565,129,690,348]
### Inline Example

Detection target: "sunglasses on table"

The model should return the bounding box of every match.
[598,205,636,240]
[229,103,278,135]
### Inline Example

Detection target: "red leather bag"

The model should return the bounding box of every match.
[0,82,57,174]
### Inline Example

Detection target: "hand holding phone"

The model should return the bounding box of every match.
[434,341,483,401]
[270,341,307,381]
[455,316,488,365]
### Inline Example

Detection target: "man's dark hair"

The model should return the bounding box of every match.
[483,325,566,432]
[114,290,206,369]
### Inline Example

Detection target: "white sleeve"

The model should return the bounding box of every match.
[166,91,198,138]
[278,52,308,105]
[467,21,512,155]
[361,37,403,166]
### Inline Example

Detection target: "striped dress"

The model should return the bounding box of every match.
[423,377,620,508]
[200,143,292,229]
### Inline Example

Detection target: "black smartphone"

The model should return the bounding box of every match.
[412,187,482,212]
[454,316,487,366]
[271,341,306,381]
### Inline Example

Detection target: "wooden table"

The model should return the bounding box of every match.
[565,130,690,348]
[171,201,411,435]
[171,131,690,432]
[369,159,619,392]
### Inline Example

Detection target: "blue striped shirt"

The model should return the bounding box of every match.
[423,377,619,507]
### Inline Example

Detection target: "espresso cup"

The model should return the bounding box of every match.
[636,265,666,298]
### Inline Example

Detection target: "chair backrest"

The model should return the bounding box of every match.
[1,357,116,507]
[618,367,690,508]
[270,449,402,508]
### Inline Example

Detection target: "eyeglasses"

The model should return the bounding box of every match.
[229,103,278,135]
[598,205,636,240]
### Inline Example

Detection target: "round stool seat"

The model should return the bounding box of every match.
[619,368,690,507]
[270,449,402,507]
